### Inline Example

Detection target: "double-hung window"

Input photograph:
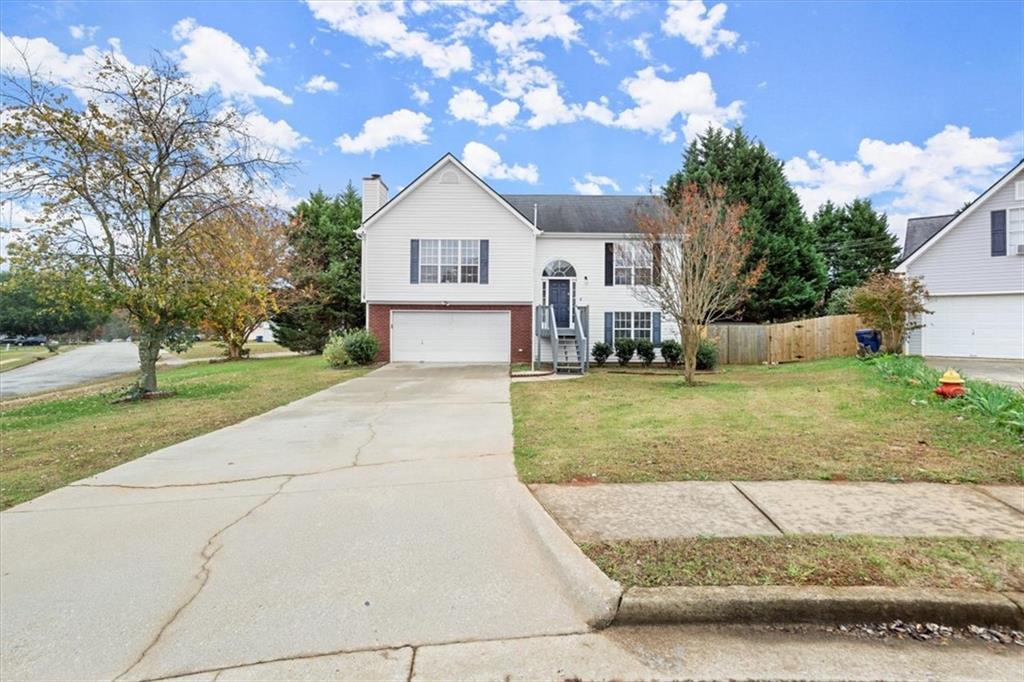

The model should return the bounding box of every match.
[613,242,653,285]
[419,239,481,283]
[1008,208,1024,254]
[613,312,652,340]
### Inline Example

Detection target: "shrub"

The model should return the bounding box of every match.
[323,332,352,368]
[849,272,930,354]
[635,339,656,367]
[340,328,380,365]
[614,337,636,366]
[659,339,682,367]
[825,286,856,316]
[591,341,612,367]
[695,338,718,370]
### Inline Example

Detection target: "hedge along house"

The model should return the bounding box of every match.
[356,153,679,372]
[897,159,1024,360]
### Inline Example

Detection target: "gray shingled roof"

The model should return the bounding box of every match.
[502,194,658,233]
[903,214,955,259]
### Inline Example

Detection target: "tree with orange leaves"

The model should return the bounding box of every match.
[633,182,764,385]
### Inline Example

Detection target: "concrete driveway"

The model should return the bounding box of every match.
[0,342,140,398]
[1,364,615,681]
[924,356,1024,390]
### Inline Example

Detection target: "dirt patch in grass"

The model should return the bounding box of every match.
[511,358,1024,485]
[583,536,1024,591]
[0,356,367,509]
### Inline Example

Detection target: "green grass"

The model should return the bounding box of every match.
[511,358,1024,484]
[169,340,292,360]
[0,356,367,509]
[0,345,57,372]
[583,536,1024,591]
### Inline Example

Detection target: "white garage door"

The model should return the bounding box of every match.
[391,311,511,363]
[922,294,1024,359]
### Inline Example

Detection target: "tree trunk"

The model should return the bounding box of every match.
[681,323,700,386]
[137,329,162,394]
[226,340,244,360]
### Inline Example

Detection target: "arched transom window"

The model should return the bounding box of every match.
[543,260,576,277]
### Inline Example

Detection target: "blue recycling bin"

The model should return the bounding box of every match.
[855,329,882,354]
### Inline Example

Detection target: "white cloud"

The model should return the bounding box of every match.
[630,34,652,60]
[335,109,431,154]
[614,67,743,142]
[588,49,609,66]
[785,125,1019,240]
[410,83,431,105]
[521,83,577,128]
[302,74,338,93]
[572,173,620,195]
[69,25,99,41]
[240,111,310,152]
[462,141,538,184]
[486,0,581,54]
[172,18,292,104]
[305,0,472,78]
[448,87,519,126]
[0,33,132,101]
[662,0,739,58]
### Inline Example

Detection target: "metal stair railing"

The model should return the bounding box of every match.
[573,306,589,374]
[548,305,559,373]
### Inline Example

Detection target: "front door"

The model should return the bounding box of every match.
[549,279,571,328]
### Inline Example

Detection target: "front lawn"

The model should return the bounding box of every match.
[511,358,1023,484]
[584,536,1024,591]
[0,345,57,373]
[169,340,292,360]
[0,356,366,509]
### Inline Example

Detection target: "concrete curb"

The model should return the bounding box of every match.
[515,484,622,628]
[616,586,1024,628]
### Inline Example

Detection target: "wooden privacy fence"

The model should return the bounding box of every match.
[707,314,864,365]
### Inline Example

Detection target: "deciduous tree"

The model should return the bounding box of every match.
[849,272,930,354]
[634,183,763,385]
[1,50,285,394]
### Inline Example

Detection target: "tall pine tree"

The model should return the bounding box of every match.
[666,127,827,322]
[813,197,900,308]
[272,185,363,353]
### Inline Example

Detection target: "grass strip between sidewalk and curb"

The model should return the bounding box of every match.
[582,536,1024,592]
[0,356,367,509]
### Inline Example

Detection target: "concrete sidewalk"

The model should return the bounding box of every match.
[532,480,1024,542]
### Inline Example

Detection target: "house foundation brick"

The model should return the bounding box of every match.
[367,303,533,363]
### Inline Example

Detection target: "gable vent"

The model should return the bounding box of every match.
[440,170,460,185]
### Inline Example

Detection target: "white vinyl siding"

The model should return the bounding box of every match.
[391,311,510,362]
[905,167,1024,293]
[362,159,535,303]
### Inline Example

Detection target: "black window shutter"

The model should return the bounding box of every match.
[480,239,489,283]
[652,312,661,346]
[410,239,419,283]
[652,242,662,285]
[991,210,1007,256]
[604,242,614,285]
[604,312,613,345]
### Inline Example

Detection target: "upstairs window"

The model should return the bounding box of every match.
[1009,208,1024,253]
[419,239,481,283]
[613,242,653,285]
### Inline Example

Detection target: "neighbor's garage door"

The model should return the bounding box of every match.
[922,294,1024,359]
[391,311,511,362]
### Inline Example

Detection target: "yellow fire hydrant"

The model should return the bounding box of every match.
[934,368,965,399]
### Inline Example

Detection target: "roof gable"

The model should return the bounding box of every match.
[358,153,540,235]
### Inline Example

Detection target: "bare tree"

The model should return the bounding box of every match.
[1,49,288,395]
[633,183,764,385]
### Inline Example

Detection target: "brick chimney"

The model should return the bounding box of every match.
[362,174,388,223]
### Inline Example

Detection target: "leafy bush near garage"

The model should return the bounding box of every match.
[340,328,380,365]
[614,337,636,366]
[696,338,718,370]
[635,339,656,367]
[659,339,682,367]
[323,332,352,368]
[591,341,612,367]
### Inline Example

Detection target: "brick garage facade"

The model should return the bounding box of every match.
[367,303,533,363]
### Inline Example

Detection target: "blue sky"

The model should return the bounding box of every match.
[2,0,1022,242]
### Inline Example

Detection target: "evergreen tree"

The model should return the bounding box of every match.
[665,127,827,322]
[272,185,363,353]
[813,198,900,308]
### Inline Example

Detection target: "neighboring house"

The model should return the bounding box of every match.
[356,153,678,369]
[249,321,275,344]
[896,159,1024,359]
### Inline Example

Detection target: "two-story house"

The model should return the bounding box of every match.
[897,159,1024,359]
[357,153,678,369]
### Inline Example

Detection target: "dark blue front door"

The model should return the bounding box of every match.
[549,279,571,328]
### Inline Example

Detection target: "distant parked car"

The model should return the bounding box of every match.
[16,336,47,346]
